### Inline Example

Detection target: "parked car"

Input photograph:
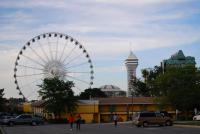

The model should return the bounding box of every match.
[133,111,173,127]
[193,113,200,120]
[159,111,173,118]
[0,116,13,125]
[7,114,44,126]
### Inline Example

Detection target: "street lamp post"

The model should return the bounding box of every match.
[132,89,134,113]
[93,100,95,123]
[131,91,133,125]
[130,76,136,126]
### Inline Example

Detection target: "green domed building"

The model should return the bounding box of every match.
[161,50,196,72]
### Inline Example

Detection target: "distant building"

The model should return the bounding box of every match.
[125,51,138,97]
[161,50,196,72]
[100,85,126,97]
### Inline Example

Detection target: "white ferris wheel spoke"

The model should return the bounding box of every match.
[47,35,53,61]
[62,45,77,63]
[55,35,59,61]
[65,61,89,70]
[67,71,90,74]
[27,45,47,64]
[65,74,90,85]
[37,39,50,62]
[17,64,44,71]
[21,54,45,67]
[59,39,69,62]
[16,72,46,77]
[64,53,83,67]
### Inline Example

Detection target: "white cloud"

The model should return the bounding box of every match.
[94,0,189,5]
[0,50,19,98]
[95,65,125,73]
[0,0,67,9]
[0,0,192,8]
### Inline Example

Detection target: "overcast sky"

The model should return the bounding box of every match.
[0,0,200,99]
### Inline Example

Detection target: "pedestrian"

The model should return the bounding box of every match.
[76,114,82,130]
[68,114,75,131]
[113,114,118,127]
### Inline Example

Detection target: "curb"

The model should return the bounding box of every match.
[174,124,200,128]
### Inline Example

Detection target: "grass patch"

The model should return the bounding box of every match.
[174,121,200,126]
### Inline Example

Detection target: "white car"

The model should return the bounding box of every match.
[193,113,200,120]
[0,116,13,124]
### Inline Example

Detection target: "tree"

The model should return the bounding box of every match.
[141,69,149,83]
[0,88,6,111]
[129,76,150,97]
[134,79,151,97]
[79,88,107,99]
[38,77,77,119]
[140,66,163,96]
[151,66,200,112]
[142,66,163,82]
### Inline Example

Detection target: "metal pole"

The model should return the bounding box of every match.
[93,100,95,123]
[132,93,133,115]
[132,92,134,126]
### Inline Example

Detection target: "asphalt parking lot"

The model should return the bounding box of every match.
[1,123,200,134]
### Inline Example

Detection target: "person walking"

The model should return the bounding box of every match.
[76,114,82,130]
[113,114,118,127]
[68,114,75,131]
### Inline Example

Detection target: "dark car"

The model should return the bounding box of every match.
[7,114,44,126]
[133,111,173,127]
[159,111,173,118]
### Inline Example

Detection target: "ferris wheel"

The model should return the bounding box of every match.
[14,32,94,100]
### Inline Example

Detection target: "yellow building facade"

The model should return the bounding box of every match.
[23,97,175,123]
[98,97,175,122]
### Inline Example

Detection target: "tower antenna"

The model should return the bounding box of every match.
[129,42,132,52]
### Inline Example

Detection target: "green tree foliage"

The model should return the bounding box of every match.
[79,88,107,99]
[129,77,150,97]
[0,88,6,111]
[151,66,200,111]
[134,79,151,97]
[140,66,163,96]
[142,66,163,83]
[38,77,77,118]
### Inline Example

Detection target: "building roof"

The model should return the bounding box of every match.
[78,100,99,105]
[100,85,123,92]
[163,50,196,65]
[127,51,138,60]
[31,97,155,107]
[31,100,99,107]
[31,100,45,107]
[171,50,185,60]
[97,97,156,105]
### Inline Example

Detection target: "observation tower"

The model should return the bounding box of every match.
[125,51,138,97]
